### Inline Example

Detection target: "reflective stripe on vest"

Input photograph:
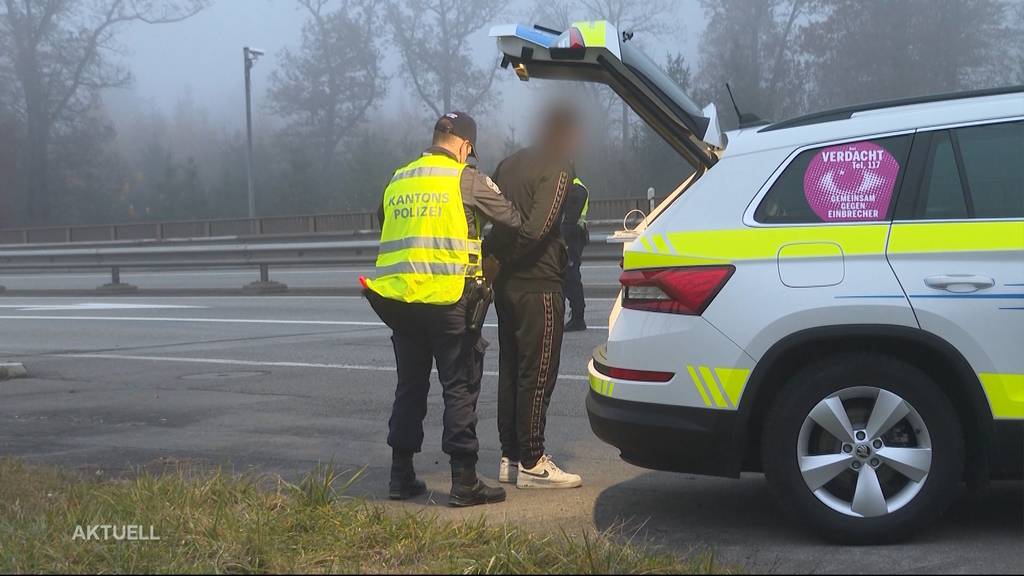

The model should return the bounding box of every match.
[375,261,481,278]
[378,236,481,253]
[366,154,480,305]
[575,177,590,224]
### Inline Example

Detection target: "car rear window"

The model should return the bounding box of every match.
[754,135,914,224]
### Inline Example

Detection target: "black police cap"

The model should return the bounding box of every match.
[435,112,478,158]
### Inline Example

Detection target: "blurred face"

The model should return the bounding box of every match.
[560,124,582,159]
[544,122,581,161]
[537,103,582,160]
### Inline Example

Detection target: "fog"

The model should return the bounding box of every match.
[1,0,1021,228]
[113,0,705,129]
[111,0,311,130]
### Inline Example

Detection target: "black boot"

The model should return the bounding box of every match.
[565,310,587,332]
[389,450,427,501]
[449,457,506,507]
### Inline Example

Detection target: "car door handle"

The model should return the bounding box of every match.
[924,275,995,293]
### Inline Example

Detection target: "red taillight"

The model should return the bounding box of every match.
[595,360,673,383]
[620,266,735,315]
[568,27,585,49]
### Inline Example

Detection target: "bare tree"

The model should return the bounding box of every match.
[1,0,208,225]
[529,0,574,28]
[526,0,677,200]
[577,0,672,37]
[581,0,675,149]
[388,0,504,117]
[1011,1,1024,84]
[529,0,674,149]
[803,0,1012,109]
[268,0,386,174]
[696,0,815,125]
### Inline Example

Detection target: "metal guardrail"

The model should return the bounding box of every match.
[0,227,625,293]
[0,213,379,246]
[0,197,662,246]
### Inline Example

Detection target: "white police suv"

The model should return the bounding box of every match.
[492,21,1023,543]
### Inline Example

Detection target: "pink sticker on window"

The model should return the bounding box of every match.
[803,142,900,222]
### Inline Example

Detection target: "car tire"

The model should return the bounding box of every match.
[761,351,964,544]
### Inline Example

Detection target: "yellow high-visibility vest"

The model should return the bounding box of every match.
[575,177,590,224]
[366,154,481,305]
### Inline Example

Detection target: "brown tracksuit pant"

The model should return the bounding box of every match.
[495,287,565,469]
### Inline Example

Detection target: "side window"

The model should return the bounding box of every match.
[955,121,1024,219]
[905,121,1024,220]
[917,131,969,219]
[755,135,913,224]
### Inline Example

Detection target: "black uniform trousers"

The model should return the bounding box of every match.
[366,288,486,461]
[495,287,565,468]
[561,225,586,315]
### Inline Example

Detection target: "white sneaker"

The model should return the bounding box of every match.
[498,457,519,484]
[516,455,582,489]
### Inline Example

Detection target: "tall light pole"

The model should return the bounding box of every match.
[243,47,264,219]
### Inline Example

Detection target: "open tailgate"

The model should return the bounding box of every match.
[490,21,723,172]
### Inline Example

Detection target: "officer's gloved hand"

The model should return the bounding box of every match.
[482,256,501,286]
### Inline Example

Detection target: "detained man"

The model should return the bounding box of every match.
[483,103,584,489]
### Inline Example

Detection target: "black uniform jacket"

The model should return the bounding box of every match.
[483,146,572,293]
[560,177,589,248]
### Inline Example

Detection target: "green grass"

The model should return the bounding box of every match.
[0,459,729,574]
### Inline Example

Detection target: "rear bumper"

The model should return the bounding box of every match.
[586,389,745,479]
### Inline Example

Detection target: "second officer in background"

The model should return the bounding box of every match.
[561,174,590,332]
[363,112,520,507]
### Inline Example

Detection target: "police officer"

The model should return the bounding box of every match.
[561,174,590,332]
[363,112,521,507]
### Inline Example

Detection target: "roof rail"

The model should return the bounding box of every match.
[759,85,1024,133]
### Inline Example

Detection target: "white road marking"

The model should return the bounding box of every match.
[0,315,385,327]
[0,296,369,301]
[55,353,590,381]
[0,269,371,280]
[0,315,609,330]
[0,303,206,311]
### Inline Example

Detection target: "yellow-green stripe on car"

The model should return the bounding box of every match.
[590,372,615,398]
[595,365,751,408]
[687,365,751,410]
[888,221,1024,254]
[687,366,713,407]
[980,373,1024,420]
[572,20,608,48]
[624,225,890,269]
[623,221,1023,271]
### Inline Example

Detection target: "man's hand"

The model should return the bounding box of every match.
[482,256,501,285]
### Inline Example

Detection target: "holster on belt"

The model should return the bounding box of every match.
[466,278,492,332]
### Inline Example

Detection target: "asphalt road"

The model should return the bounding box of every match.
[0,264,625,293]
[0,295,1021,573]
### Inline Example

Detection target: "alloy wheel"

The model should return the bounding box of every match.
[797,386,932,518]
